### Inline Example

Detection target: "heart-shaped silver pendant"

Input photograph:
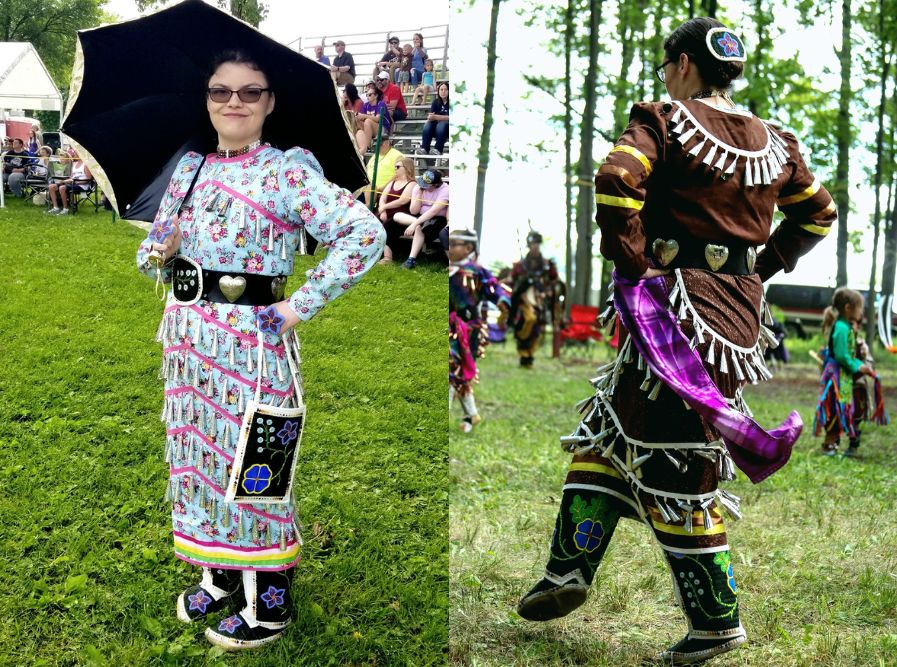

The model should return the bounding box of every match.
[746,247,757,273]
[219,275,247,302]
[652,238,680,267]
[271,276,287,300]
[705,244,729,272]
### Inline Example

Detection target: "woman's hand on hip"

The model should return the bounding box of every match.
[257,301,300,336]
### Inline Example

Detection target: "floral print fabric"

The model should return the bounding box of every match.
[136,145,384,570]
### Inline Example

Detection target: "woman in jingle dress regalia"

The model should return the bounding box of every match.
[516,18,836,665]
[137,50,384,650]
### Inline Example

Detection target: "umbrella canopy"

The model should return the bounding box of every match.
[61,0,365,221]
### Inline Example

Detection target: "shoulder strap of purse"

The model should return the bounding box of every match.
[175,155,207,215]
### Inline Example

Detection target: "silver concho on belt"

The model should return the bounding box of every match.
[171,256,204,305]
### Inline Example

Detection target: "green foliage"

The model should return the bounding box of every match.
[0,0,104,87]
[0,202,447,665]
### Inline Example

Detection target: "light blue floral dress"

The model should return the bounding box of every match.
[137,145,385,571]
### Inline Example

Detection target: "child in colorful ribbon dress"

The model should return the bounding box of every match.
[137,51,384,650]
[516,18,836,665]
[449,229,509,432]
[509,231,559,368]
[814,288,886,457]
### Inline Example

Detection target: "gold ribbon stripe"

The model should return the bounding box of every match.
[609,145,653,175]
[598,164,638,188]
[595,193,645,211]
[776,178,821,206]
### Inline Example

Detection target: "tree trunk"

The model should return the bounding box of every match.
[835,0,852,286]
[865,0,889,346]
[880,70,897,299]
[473,0,502,240]
[564,0,573,309]
[571,0,603,306]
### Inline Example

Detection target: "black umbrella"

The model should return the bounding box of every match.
[61,0,366,221]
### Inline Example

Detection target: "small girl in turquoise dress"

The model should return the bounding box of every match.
[814,288,884,456]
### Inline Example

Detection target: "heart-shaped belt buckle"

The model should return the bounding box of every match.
[219,275,247,302]
[271,276,287,301]
[652,238,680,267]
[704,244,729,272]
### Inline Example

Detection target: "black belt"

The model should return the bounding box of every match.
[648,239,757,275]
[171,256,287,306]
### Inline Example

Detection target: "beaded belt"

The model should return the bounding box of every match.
[650,238,757,275]
[170,256,287,306]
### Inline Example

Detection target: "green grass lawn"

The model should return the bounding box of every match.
[450,341,897,666]
[0,200,447,666]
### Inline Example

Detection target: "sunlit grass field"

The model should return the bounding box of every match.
[450,341,897,667]
[0,200,448,666]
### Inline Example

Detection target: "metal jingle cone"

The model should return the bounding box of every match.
[246,345,254,374]
[298,227,307,255]
[276,356,285,382]
[280,234,288,261]
[255,214,261,244]
[251,515,259,542]
[268,221,274,252]
[193,319,202,347]
[210,330,218,358]
[239,201,246,229]
[265,524,273,547]
[279,523,287,551]
[222,504,232,528]
[237,510,245,538]
[228,336,236,367]
[238,387,245,413]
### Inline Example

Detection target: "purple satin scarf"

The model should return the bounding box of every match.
[612,272,800,484]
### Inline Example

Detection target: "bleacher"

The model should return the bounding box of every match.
[291,25,450,175]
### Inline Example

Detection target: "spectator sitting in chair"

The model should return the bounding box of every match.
[2,138,32,197]
[376,156,416,264]
[313,44,330,66]
[416,81,449,156]
[46,151,93,216]
[365,135,404,207]
[394,169,448,269]
[374,36,402,83]
[376,71,407,122]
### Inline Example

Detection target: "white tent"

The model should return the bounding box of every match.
[0,42,62,112]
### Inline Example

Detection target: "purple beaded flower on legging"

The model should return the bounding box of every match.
[276,420,299,446]
[260,585,286,609]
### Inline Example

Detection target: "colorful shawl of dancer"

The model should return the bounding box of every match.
[612,272,801,483]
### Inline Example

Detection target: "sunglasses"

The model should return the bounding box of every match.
[207,87,270,103]
[654,60,673,83]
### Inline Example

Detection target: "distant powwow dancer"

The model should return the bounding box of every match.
[449,229,509,432]
[517,18,836,665]
[509,231,559,368]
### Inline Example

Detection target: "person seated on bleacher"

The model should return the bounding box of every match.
[2,138,31,198]
[329,40,355,85]
[395,169,449,269]
[314,44,330,66]
[364,135,403,209]
[375,71,408,122]
[2,137,12,153]
[46,151,93,216]
[410,33,428,86]
[376,156,416,264]
[374,36,402,83]
[411,59,436,105]
[416,81,450,156]
[343,83,363,116]
[355,85,392,153]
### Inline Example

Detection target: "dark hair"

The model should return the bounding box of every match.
[207,49,271,89]
[345,83,360,104]
[367,86,383,103]
[664,17,744,89]
[437,81,449,103]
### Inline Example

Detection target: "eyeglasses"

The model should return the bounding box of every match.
[207,87,270,103]
[654,60,673,83]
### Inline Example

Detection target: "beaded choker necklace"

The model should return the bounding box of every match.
[689,89,734,104]
[216,139,264,159]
